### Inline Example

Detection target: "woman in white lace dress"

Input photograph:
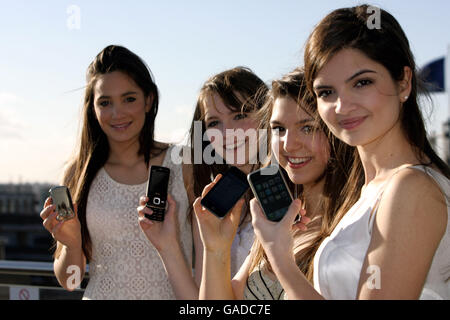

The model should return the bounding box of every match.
[40,45,192,299]
[138,67,268,298]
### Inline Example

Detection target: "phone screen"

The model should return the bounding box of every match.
[147,167,170,210]
[49,186,75,221]
[201,167,249,218]
[248,168,292,221]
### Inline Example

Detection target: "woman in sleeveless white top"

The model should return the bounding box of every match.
[83,145,192,299]
[314,165,450,300]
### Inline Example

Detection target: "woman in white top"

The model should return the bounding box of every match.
[138,67,268,298]
[39,45,192,299]
[250,5,450,299]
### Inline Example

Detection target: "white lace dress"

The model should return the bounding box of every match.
[82,146,192,300]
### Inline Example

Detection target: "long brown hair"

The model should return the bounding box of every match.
[248,67,361,281]
[57,45,163,261]
[188,67,269,223]
[302,4,450,277]
[304,4,450,179]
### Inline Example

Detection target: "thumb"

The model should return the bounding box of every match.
[280,199,302,226]
[228,198,245,227]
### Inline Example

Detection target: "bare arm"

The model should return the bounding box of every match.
[356,169,447,299]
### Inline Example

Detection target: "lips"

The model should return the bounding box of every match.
[338,116,367,130]
[286,156,312,169]
[111,122,132,130]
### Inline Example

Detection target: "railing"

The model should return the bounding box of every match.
[0,260,88,300]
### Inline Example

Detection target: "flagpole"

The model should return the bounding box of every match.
[447,44,450,163]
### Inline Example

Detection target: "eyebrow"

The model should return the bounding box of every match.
[96,91,138,100]
[270,118,314,126]
[313,69,376,90]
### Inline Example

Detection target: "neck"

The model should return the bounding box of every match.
[357,122,419,185]
[107,138,142,167]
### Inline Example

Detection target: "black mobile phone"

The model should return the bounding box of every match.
[200,166,250,219]
[49,186,76,222]
[145,165,170,221]
[247,165,294,222]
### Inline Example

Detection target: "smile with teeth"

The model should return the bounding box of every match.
[111,122,131,129]
[286,156,312,168]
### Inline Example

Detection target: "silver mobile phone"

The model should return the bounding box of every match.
[49,186,75,222]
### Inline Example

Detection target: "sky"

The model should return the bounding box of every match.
[1,0,450,184]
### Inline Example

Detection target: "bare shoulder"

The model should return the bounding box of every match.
[377,166,447,239]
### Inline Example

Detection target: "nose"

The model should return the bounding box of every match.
[282,129,303,153]
[111,101,126,119]
[335,94,357,115]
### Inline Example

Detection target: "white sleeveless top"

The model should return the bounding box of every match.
[313,165,450,300]
[83,145,193,300]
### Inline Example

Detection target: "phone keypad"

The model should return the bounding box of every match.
[145,205,165,221]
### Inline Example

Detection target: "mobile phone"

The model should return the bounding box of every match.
[145,165,170,221]
[247,165,294,222]
[200,166,250,219]
[49,186,76,222]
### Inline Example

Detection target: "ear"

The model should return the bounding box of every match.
[145,93,153,113]
[398,66,412,103]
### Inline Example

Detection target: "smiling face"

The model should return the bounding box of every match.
[93,71,151,147]
[313,48,411,147]
[270,96,329,186]
[203,92,258,169]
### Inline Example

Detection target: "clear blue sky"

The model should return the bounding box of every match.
[1,0,449,183]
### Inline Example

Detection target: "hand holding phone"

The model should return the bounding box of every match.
[145,165,170,221]
[193,174,245,252]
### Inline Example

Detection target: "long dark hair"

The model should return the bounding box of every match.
[302,4,450,274]
[58,45,163,261]
[187,67,269,223]
[249,67,361,281]
[304,4,450,179]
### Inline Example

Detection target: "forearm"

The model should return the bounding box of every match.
[268,251,324,300]
[159,244,199,300]
[199,248,236,300]
[54,244,86,291]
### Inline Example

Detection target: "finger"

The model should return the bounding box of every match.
[40,204,55,220]
[280,199,302,226]
[138,216,153,230]
[193,197,207,218]
[139,196,149,206]
[137,205,153,218]
[51,220,64,236]
[249,198,265,223]
[43,211,58,231]
[200,174,222,198]
[229,198,245,227]
[44,197,53,207]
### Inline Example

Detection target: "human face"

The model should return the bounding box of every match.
[203,93,258,169]
[313,48,411,147]
[93,71,151,146]
[270,97,329,186]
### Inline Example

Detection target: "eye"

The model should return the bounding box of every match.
[355,79,373,88]
[125,96,136,103]
[270,126,285,136]
[234,113,247,120]
[206,120,219,128]
[317,89,333,98]
[99,100,110,107]
[301,125,315,135]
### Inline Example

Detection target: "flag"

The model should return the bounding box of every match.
[419,57,445,92]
